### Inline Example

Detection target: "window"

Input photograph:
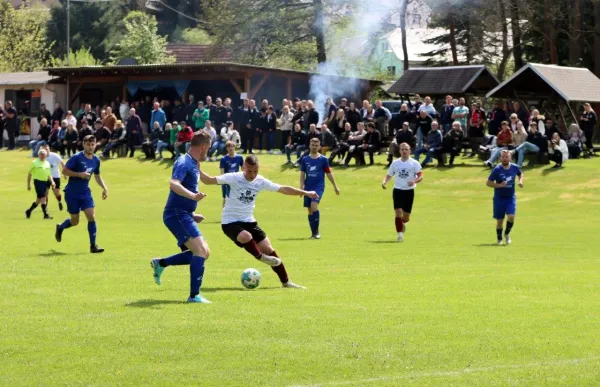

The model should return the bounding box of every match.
[381,42,389,52]
[412,14,421,25]
[4,89,39,116]
[387,66,396,76]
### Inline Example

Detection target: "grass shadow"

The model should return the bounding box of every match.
[124,299,187,308]
[201,286,280,293]
[278,237,311,241]
[473,243,505,247]
[367,240,400,244]
[279,163,298,171]
[38,249,68,257]
[541,166,563,176]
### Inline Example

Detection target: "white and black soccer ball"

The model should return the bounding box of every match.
[241,268,261,289]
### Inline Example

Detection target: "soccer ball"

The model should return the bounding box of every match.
[241,268,261,289]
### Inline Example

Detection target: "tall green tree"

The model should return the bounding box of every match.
[109,11,175,65]
[0,2,52,72]
[50,47,101,67]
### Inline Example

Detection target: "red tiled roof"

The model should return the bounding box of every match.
[166,44,233,63]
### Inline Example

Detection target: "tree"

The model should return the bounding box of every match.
[179,28,212,45]
[0,2,52,72]
[50,47,101,67]
[109,11,175,65]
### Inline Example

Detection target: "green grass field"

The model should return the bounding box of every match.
[1,149,600,386]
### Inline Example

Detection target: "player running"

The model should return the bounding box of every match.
[55,135,108,253]
[381,142,423,242]
[26,149,56,220]
[201,154,318,289]
[486,150,523,245]
[219,140,244,208]
[300,137,340,239]
[42,144,65,211]
[150,132,213,303]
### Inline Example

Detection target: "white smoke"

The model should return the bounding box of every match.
[309,0,405,125]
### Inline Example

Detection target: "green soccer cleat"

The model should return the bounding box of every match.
[187,295,211,303]
[150,259,164,285]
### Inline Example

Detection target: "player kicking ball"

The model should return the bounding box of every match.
[201,154,318,289]
[55,135,108,253]
[300,137,340,239]
[151,132,212,303]
[381,142,423,242]
[486,150,523,245]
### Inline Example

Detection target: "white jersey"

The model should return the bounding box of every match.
[47,152,63,179]
[387,157,422,190]
[216,172,281,224]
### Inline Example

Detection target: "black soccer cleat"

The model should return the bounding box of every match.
[55,224,63,242]
[25,210,31,219]
[44,214,53,220]
[90,245,105,254]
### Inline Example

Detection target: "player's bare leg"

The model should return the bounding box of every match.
[83,207,104,253]
[257,237,305,289]
[236,231,281,266]
[395,208,405,242]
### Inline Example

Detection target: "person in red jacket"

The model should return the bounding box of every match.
[175,126,194,158]
[485,121,513,168]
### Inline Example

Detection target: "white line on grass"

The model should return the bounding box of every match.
[289,356,600,387]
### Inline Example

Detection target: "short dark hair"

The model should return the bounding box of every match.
[367,122,376,129]
[83,135,96,143]
[310,137,321,144]
[190,131,211,146]
[501,121,509,126]
[245,154,259,166]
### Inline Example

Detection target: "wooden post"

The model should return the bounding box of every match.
[244,74,251,98]
[248,75,269,99]
[286,78,292,100]
[122,84,127,101]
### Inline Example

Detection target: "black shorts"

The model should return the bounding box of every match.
[48,178,60,190]
[34,180,48,198]
[393,188,415,213]
[221,222,267,247]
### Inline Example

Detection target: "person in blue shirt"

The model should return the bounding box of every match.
[300,137,340,239]
[486,150,524,245]
[150,131,213,304]
[55,135,108,253]
[219,140,244,208]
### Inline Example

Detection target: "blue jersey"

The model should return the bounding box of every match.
[488,163,521,198]
[64,152,101,195]
[165,153,200,213]
[220,154,244,173]
[301,154,330,191]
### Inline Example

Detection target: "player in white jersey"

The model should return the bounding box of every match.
[381,142,423,242]
[42,144,65,211]
[201,154,318,289]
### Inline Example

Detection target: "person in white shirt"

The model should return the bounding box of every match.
[200,154,318,289]
[42,144,65,211]
[65,111,78,128]
[381,142,424,242]
[548,132,568,168]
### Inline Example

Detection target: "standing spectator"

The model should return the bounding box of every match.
[468,102,486,157]
[339,98,349,112]
[126,108,142,158]
[102,120,127,158]
[417,96,437,117]
[1,100,17,150]
[174,125,194,158]
[451,97,469,131]
[516,122,546,167]
[139,96,152,135]
[79,104,97,126]
[77,120,93,151]
[391,104,415,134]
[415,110,433,149]
[63,124,78,157]
[439,95,455,134]
[487,101,507,136]
[530,109,546,135]
[120,100,130,122]
[213,98,228,128]
[278,104,294,154]
[235,99,249,131]
[442,121,465,166]
[330,109,347,138]
[302,100,319,132]
[255,108,267,153]
[203,95,216,122]
[264,105,277,154]
[29,118,51,157]
[51,102,64,124]
[484,121,513,167]
[360,100,374,124]
[387,122,415,167]
[415,121,443,167]
[292,100,306,128]
[345,102,361,131]
[172,99,186,124]
[411,94,423,112]
[242,99,259,154]
[223,98,233,124]
[103,107,117,131]
[373,100,392,138]
[512,101,529,126]
[185,94,197,127]
[142,122,162,159]
[193,101,209,131]
[324,98,337,125]
[360,122,382,165]
[150,102,166,131]
[548,132,568,168]
[580,103,597,155]
[285,124,307,164]
[329,122,352,164]
[38,103,52,125]
[75,103,85,120]
[65,110,77,128]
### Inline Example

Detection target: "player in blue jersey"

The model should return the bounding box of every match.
[150,132,213,303]
[300,137,340,239]
[55,135,108,253]
[219,140,244,208]
[486,150,524,245]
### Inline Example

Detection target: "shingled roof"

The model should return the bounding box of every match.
[166,44,233,63]
[388,65,499,95]
[486,63,600,103]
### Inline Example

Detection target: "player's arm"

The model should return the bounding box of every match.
[409,171,423,187]
[300,171,305,191]
[326,171,340,195]
[199,170,219,185]
[487,179,507,188]
[278,185,319,199]
[62,164,90,179]
[27,171,32,191]
[49,175,55,188]
[94,174,108,200]
[170,178,205,201]
[382,173,393,189]
[518,172,524,188]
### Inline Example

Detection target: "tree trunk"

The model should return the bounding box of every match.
[465,19,473,64]
[595,0,600,77]
[314,0,326,64]
[497,0,510,80]
[543,0,551,63]
[569,0,582,65]
[448,11,459,65]
[509,0,524,71]
[400,0,409,71]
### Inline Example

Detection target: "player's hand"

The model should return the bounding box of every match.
[192,192,206,201]
[334,186,340,195]
[306,191,319,199]
[193,213,205,223]
[498,181,508,188]
[79,171,91,180]
[102,189,108,200]
[381,183,387,190]
[27,184,31,191]
[518,182,524,188]
[408,180,416,187]
[51,183,56,189]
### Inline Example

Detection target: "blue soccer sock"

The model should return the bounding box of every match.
[308,214,315,234]
[314,210,320,233]
[59,219,72,231]
[87,221,97,246]
[160,250,193,267]
[190,256,206,298]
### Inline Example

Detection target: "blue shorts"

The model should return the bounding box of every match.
[65,191,95,214]
[493,196,516,219]
[222,184,231,198]
[303,189,323,208]
[34,180,48,198]
[163,210,202,247]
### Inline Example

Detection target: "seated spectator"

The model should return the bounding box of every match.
[548,132,568,168]
[415,121,443,167]
[359,122,381,165]
[63,124,79,157]
[344,122,368,166]
[295,124,321,165]
[174,125,194,158]
[329,122,352,164]
[51,120,68,157]
[513,121,528,148]
[566,123,585,159]
[29,118,51,157]
[227,122,241,149]
[77,120,93,151]
[516,121,547,167]
[415,110,433,149]
[93,119,111,153]
[157,122,174,160]
[102,120,127,159]
[388,121,416,167]
[202,120,217,145]
[485,121,513,168]
[285,123,307,164]
[209,122,231,160]
[544,117,563,140]
[442,121,465,166]
[142,122,162,159]
[48,121,61,155]
[319,123,337,156]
